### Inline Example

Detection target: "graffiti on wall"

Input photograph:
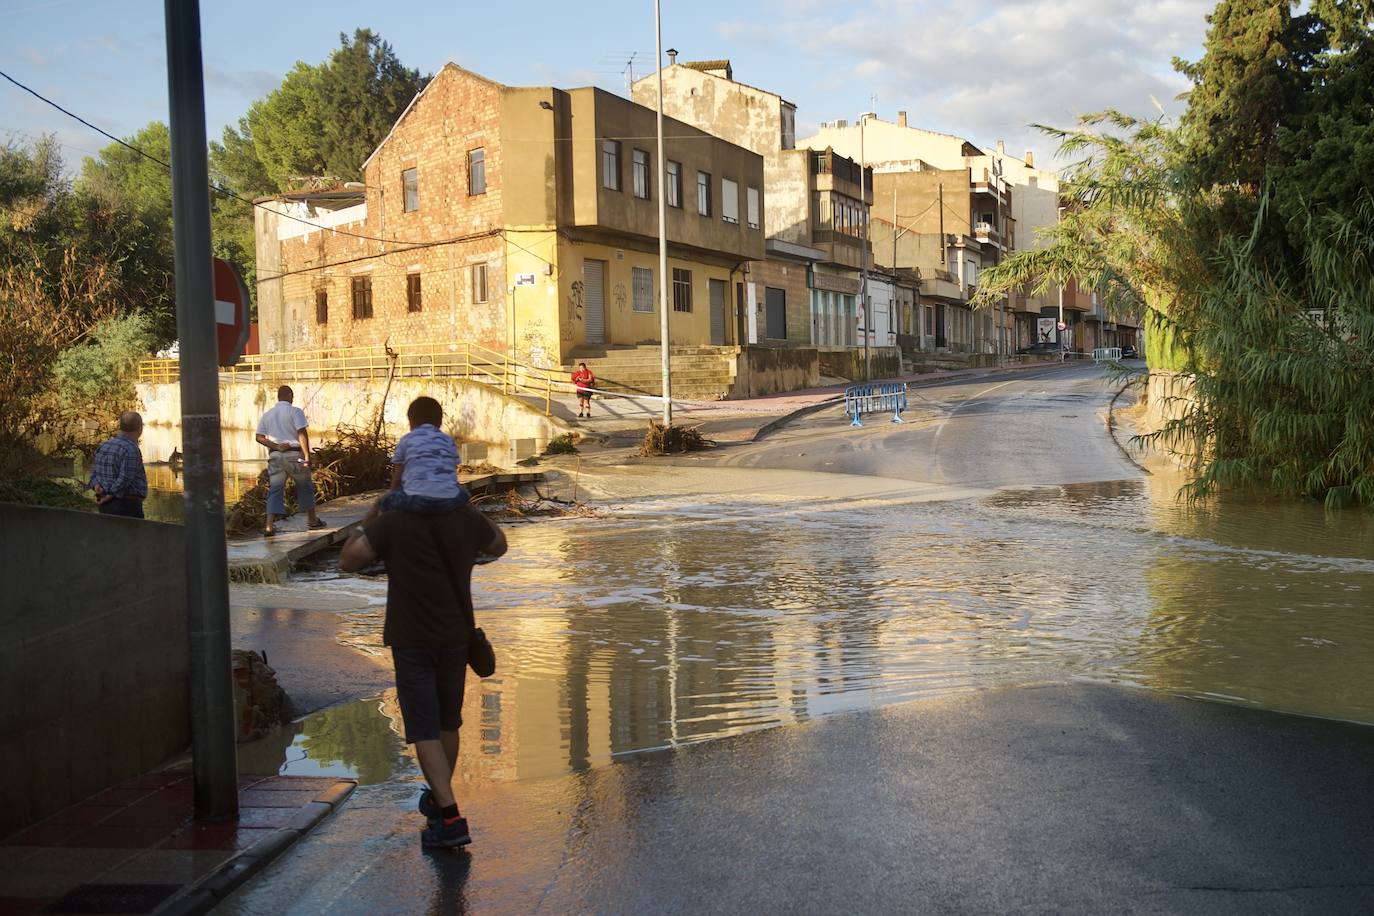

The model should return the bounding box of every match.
[613,283,627,312]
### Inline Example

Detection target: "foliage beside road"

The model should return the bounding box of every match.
[976,1,1374,507]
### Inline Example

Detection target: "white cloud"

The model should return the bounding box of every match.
[722,0,1210,165]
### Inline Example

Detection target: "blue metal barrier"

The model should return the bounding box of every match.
[844,382,907,427]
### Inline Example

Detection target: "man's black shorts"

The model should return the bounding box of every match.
[391,647,468,744]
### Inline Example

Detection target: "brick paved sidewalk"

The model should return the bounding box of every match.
[0,768,353,915]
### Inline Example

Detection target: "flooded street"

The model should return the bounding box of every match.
[233,385,1374,786]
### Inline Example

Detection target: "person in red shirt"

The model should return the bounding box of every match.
[571,362,596,418]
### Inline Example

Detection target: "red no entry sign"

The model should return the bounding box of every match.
[213,257,250,367]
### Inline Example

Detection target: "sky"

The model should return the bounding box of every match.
[0,0,1214,173]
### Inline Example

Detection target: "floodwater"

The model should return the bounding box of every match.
[240,465,1374,788]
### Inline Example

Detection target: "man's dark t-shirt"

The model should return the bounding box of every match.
[364,506,496,649]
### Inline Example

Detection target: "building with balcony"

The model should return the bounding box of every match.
[631,59,874,361]
[804,116,1055,356]
[255,63,764,372]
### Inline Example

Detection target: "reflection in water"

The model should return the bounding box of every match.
[240,693,408,785]
[255,475,1374,786]
[141,464,265,524]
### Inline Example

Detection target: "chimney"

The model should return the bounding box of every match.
[666,48,678,65]
[997,139,1005,155]
[1025,150,1034,168]
[897,110,907,128]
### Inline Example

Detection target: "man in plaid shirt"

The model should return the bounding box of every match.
[89,411,148,519]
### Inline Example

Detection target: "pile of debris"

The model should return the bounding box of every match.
[640,420,713,456]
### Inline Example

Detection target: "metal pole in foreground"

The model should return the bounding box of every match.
[164,0,238,821]
[859,115,870,381]
[654,0,672,425]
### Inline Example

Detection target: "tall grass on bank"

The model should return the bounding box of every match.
[1155,199,1374,507]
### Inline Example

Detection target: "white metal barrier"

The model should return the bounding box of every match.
[1092,347,1123,362]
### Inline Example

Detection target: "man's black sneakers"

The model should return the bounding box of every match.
[421,816,472,849]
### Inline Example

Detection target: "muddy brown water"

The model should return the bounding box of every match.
[235,466,1374,787]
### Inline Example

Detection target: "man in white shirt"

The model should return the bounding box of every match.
[254,385,322,536]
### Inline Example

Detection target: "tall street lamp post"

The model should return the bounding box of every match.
[654,4,672,424]
[859,114,870,380]
[1057,203,1067,361]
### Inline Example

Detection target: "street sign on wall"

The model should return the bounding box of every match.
[213,257,250,367]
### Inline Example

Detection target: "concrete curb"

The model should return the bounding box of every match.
[749,396,845,442]
[1107,376,1152,476]
[154,779,356,916]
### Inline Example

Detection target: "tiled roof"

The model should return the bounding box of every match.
[684,59,730,71]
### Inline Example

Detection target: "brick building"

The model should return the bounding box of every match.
[631,59,873,355]
[255,64,764,371]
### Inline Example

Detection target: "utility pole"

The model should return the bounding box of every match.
[164,0,238,821]
[859,114,870,380]
[654,4,672,424]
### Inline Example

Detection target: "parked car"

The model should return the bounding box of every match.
[1016,342,1063,355]
[1120,345,1139,359]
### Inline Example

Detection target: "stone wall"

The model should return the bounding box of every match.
[0,506,189,835]
[729,347,820,398]
[1138,370,1198,458]
[818,347,902,381]
[137,377,566,449]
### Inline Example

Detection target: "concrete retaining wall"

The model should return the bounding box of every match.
[0,505,189,836]
[729,347,820,398]
[137,377,567,451]
[818,347,902,381]
[1140,371,1198,455]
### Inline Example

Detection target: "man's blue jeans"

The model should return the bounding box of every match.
[265,450,316,516]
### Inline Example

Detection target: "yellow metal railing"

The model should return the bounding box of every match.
[138,342,576,416]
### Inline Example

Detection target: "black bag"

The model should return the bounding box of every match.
[426,516,496,678]
[467,627,496,678]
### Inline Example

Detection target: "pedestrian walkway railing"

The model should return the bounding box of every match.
[138,342,578,416]
[844,382,907,427]
[1092,347,1123,362]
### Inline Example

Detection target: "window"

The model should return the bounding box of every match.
[402,167,419,212]
[672,268,692,312]
[351,275,373,319]
[632,149,650,199]
[468,148,486,195]
[632,266,654,313]
[721,177,739,224]
[696,171,711,216]
[314,289,328,324]
[406,272,422,312]
[472,263,488,303]
[602,140,621,191]
[747,187,760,229]
[666,160,682,208]
[765,286,787,339]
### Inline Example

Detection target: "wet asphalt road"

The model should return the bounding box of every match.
[217,363,1374,914]
[219,684,1374,915]
[709,361,1141,488]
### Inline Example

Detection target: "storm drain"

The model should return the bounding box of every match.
[43,883,179,914]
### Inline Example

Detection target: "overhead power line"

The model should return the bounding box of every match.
[0,67,446,248]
